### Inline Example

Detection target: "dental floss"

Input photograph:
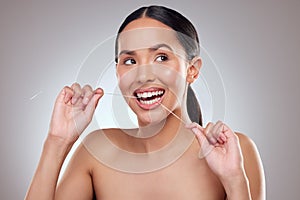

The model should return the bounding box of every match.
[159,103,187,126]
[105,92,187,125]
[105,92,136,99]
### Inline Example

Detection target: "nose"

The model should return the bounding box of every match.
[136,64,156,84]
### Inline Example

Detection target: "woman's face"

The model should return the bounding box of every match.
[116,18,190,126]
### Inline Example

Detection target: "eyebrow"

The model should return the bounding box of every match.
[118,43,174,58]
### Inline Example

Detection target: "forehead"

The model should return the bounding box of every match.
[118,27,183,55]
[122,17,172,31]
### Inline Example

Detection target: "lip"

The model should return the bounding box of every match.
[133,87,165,110]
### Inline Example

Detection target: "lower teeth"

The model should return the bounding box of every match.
[140,97,161,105]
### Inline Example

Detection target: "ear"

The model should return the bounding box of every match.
[186,57,202,84]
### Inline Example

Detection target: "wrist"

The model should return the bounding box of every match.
[46,129,78,145]
[220,168,246,183]
[221,172,251,200]
[44,134,75,158]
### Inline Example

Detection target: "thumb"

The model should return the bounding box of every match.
[186,122,213,158]
[84,91,103,117]
[192,127,206,145]
[186,122,206,143]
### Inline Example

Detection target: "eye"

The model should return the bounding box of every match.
[124,58,136,65]
[155,54,168,62]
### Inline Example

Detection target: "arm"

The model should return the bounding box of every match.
[24,135,73,200]
[237,133,266,200]
[221,133,265,200]
[55,143,95,200]
[25,83,103,200]
[222,133,265,200]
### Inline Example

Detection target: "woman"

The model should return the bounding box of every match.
[26,5,265,199]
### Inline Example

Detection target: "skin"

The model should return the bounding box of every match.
[25,18,265,200]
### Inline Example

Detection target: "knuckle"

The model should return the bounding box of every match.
[71,82,80,88]
[63,85,70,90]
[204,128,210,136]
[83,85,93,93]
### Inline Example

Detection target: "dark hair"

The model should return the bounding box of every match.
[115,5,202,125]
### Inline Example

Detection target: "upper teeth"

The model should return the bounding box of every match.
[136,90,164,98]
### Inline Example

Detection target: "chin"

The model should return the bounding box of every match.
[135,109,168,127]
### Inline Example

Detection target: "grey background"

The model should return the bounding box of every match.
[1,0,299,199]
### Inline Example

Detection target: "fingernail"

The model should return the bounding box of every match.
[191,127,197,134]
[217,138,224,144]
[221,135,227,142]
[209,137,217,144]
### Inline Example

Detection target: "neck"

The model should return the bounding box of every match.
[133,105,192,153]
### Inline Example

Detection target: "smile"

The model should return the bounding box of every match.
[134,88,165,109]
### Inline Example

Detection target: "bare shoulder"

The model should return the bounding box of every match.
[235,132,264,166]
[235,132,266,200]
[83,128,120,139]
[235,132,258,152]
[56,129,124,199]
[234,132,263,175]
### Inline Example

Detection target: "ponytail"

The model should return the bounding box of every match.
[187,85,202,126]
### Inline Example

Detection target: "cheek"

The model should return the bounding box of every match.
[154,62,187,89]
[117,67,137,94]
[117,62,187,96]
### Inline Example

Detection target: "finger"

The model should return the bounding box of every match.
[186,122,215,159]
[193,126,214,159]
[185,122,204,132]
[216,138,224,144]
[82,85,93,105]
[191,127,205,143]
[211,120,225,144]
[84,88,104,117]
[222,123,239,144]
[186,122,205,143]
[204,122,217,145]
[94,87,103,95]
[221,124,242,155]
[71,83,82,105]
[211,120,223,138]
[222,123,233,137]
[55,86,73,104]
[206,122,229,144]
[62,86,74,104]
[94,88,104,108]
[219,132,227,143]
[186,122,205,142]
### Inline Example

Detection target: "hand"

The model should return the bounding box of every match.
[48,83,103,145]
[186,121,246,183]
